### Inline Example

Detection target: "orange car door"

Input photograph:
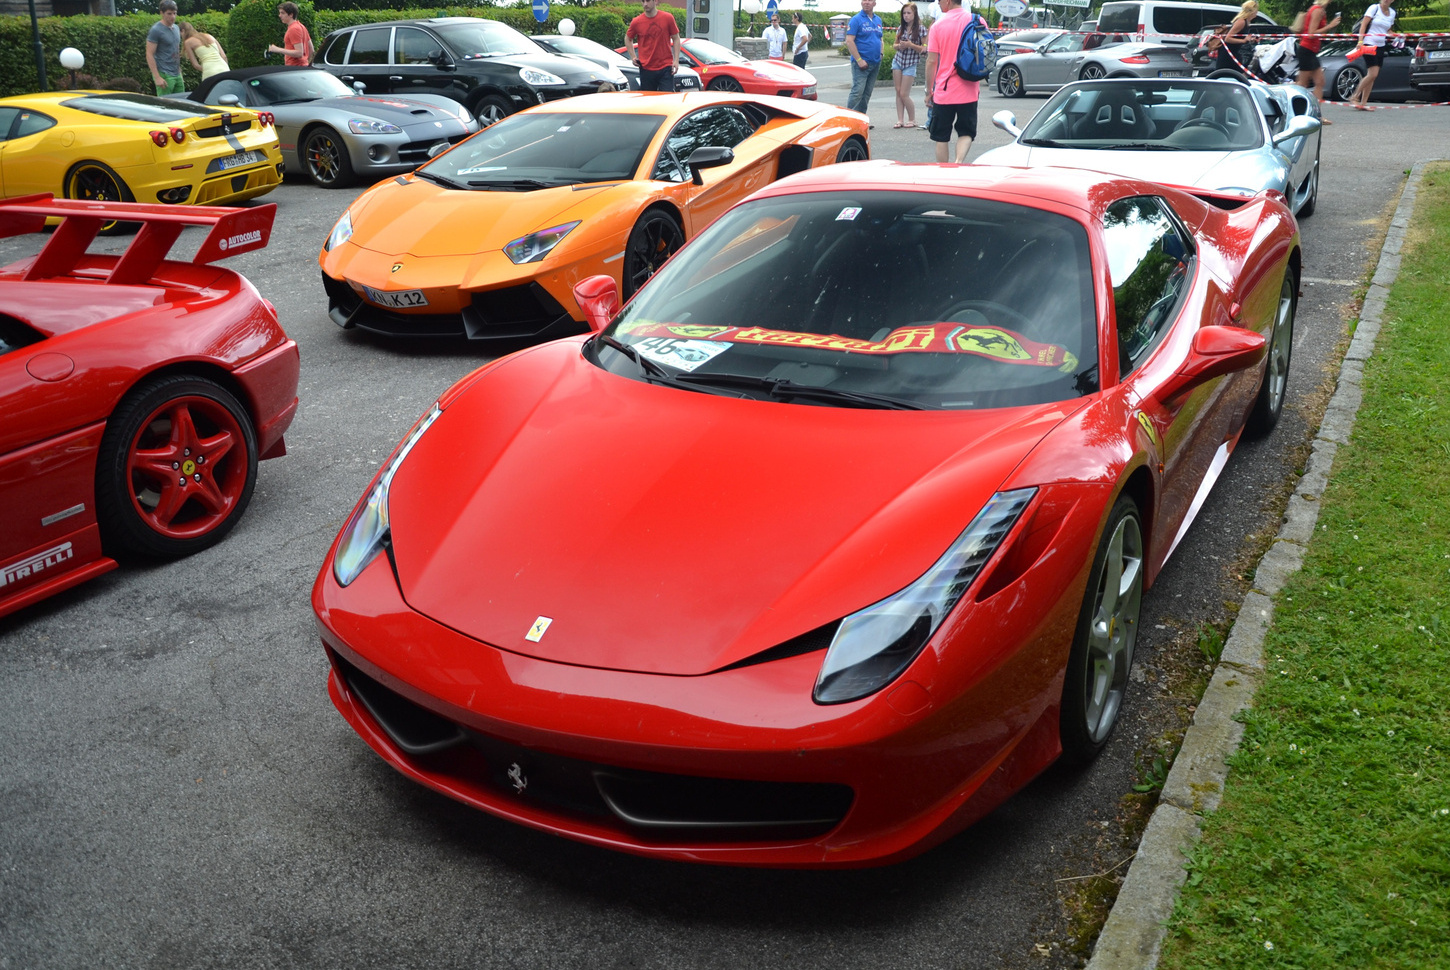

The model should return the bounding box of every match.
[652,106,775,237]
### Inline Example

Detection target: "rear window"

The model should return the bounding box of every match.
[1153,7,1208,36]
[1097,3,1143,33]
[61,94,222,123]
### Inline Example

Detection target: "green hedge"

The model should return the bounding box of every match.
[1400,14,1450,28]
[227,0,316,71]
[580,10,626,49]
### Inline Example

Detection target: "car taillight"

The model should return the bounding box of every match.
[150,130,169,147]
[1120,54,1151,64]
[169,127,185,143]
[258,111,274,126]
[1415,46,1425,57]
[1181,51,1191,62]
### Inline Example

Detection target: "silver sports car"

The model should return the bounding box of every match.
[976,77,1323,218]
[186,66,479,188]
[995,30,1135,97]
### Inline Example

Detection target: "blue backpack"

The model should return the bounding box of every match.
[954,13,997,82]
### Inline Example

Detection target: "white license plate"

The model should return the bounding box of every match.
[1158,70,1188,77]
[1429,49,1450,60]
[217,150,265,171]
[362,285,429,309]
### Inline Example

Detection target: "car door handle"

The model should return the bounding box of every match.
[389,76,403,81]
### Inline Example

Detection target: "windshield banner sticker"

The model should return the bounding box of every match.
[618,322,1078,372]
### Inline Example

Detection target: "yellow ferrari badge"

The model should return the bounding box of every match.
[525,616,553,642]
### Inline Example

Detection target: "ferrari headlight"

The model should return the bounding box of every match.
[324,209,353,252]
[348,117,402,134]
[503,221,580,264]
[520,67,566,86]
[332,405,443,587]
[813,488,1037,705]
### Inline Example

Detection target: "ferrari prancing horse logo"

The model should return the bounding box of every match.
[525,616,553,642]
[507,763,528,794]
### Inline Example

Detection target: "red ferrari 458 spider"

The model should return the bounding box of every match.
[1,195,298,620]
[312,162,1298,867]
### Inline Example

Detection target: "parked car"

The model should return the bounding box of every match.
[1410,34,1450,98]
[184,66,477,188]
[0,90,280,222]
[312,161,1300,867]
[319,92,868,342]
[1323,34,1425,103]
[530,33,702,91]
[995,30,1133,97]
[979,77,1323,218]
[678,38,818,99]
[1072,42,1195,81]
[0,196,298,620]
[1096,0,1277,46]
[316,17,629,125]
[993,29,1059,57]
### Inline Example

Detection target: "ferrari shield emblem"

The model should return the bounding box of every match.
[526,616,553,642]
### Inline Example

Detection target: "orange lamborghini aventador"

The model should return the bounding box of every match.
[318,91,869,342]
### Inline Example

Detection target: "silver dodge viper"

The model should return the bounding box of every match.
[976,77,1323,218]
[185,66,479,188]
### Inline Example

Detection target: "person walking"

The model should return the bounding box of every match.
[844,0,884,118]
[181,22,230,82]
[626,0,682,92]
[1350,0,1397,109]
[763,14,788,60]
[1294,1,1340,113]
[923,0,979,163]
[1210,0,1258,77]
[145,0,183,96]
[892,2,925,128]
[791,13,811,69]
[268,3,313,66]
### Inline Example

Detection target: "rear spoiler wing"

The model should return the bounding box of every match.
[0,194,276,286]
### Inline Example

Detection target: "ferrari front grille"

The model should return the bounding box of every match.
[334,653,855,842]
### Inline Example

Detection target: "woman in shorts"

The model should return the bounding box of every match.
[1350,0,1397,109]
[1294,2,1341,109]
[892,2,926,128]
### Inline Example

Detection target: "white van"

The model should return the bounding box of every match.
[1095,1,1278,45]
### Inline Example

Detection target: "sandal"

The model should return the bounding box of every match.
[903,122,916,128]
[893,122,904,128]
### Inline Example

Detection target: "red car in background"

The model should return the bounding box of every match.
[312,163,1297,867]
[0,196,299,620]
[621,38,818,98]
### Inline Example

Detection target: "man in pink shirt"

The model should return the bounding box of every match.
[923,0,980,163]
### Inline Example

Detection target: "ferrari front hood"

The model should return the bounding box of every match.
[385,342,1079,676]
[347,178,615,259]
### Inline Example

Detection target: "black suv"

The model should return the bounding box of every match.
[316,18,629,124]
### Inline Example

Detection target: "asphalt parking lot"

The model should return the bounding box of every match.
[2,68,1448,969]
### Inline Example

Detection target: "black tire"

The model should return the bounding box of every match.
[1333,65,1363,101]
[621,208,685,299]
[1078,63,1105,81]
[64,160,136,236]
[1247,272,1296,437]
[1060,495,1144,764]
[707,75,744,92]
[1297,148,1319,219]
[835,136,868,163]
[998,65,1025,97]
[96,375,258,560]
[472,94,513,126]
[302,126,354,188]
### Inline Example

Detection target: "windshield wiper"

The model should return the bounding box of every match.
[1020,137,1070,148]
[268,97,318,105]
[1101,142,1184,151]
[466,177,580,190]
[414,169,465,189]
[674,372,930,410]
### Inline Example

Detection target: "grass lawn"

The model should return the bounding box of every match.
[1157,165,1450,968]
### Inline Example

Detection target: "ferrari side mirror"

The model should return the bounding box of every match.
[684,146,733,186]
[1154,325,1266,405]
[1272,114,1321,146]
[992,110,1021,138]
[573,274,620,332]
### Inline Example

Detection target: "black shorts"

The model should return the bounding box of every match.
[1361,49,1385,68]
[1296,45,1321,71]
[929,101,978,142]
[638,66,676,92]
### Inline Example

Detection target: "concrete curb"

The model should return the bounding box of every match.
[1084,159,1439,970]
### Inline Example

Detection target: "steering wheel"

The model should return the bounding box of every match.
[939,300,1033,332]
[1176,117,1231,136]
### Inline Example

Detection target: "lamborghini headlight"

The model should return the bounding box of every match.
[520,67,566,86]
[332,405,443,587]
[813,488,1037,704]
[503,221,580,264]
[324,209,353,252]
[348,117,402,134]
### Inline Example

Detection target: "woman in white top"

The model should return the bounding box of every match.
[791,13,811,69]
[180,21,229,81]
[1350,0,1396,109]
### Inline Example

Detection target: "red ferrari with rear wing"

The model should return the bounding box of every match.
[0,196,298,620]
[312,163,1298,867]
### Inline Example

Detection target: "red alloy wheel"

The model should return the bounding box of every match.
[98,375,258,558]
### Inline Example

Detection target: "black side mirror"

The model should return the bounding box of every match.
[684,146,733,186]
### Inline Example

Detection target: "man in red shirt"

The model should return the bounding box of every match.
[923,0,980,163]
[267,2,312,66]
[626,0,682,92]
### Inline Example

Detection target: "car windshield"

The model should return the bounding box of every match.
[418,111,663,187]
[435,20,539,57]
[685,39,747,64]
[247,70,354,103]
[597,191,1099,410]
[1021,80,1264,151]
[545,35,629,67]
[61,93,224,122]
